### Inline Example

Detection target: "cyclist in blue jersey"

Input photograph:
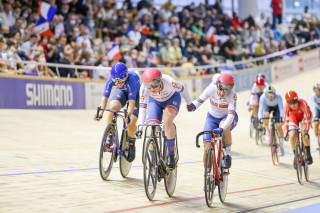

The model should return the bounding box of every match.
[94,62,140,162]
[258,85,285,155]
[311,83,320,150]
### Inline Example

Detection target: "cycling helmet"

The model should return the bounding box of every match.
[264,85,276,97]
[313,83,320,92]
[216,74,234,92]
[212,73,221,85]
[111,62,128,84]
[142,68,162,88]
[285,91,298,102]
[256,73,265,79]
[256,77,265,86]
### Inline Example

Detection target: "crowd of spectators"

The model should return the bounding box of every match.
[0,0,319,79]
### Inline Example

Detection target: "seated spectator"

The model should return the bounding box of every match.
[303,6,312,23]
[58,47,76,78]
[219,35,239,61]
[20,33,38,59]
[251,24,262,43]
[2,3,16,27]
[273,24,283,42]
[262,23,274,43]
[159,39,171,64]
[284,25,298,48]
[137,51,148,68]
[93,55,110,80]
[230,12,243,31]
[235,55,256,70]
[295,19,311,43]
[240,21,251,43]
[181,56,201,76]
[128,22,142,48]
[265,38,281,62]
[3,44,25,74]
[169,38,184,66]
[255,12,266,29]
[199,43,216,74]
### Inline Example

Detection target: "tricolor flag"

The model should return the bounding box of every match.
[206,24,215,43]
[107,43,122,60]
[38,1,57,22]
[35,18,53,37]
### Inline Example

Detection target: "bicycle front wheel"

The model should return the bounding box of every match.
[249,115,254,138]
[119,131,132,178]
[270,128,279,165]
[99,123,116,180]
[143,138,158,201]
[164,142,178,197]
[204,146,215,207]
[302,146,309,182]
[218,151,228,203]
[295,140,303,184]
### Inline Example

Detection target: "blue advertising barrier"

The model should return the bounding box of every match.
[0,77,86,109]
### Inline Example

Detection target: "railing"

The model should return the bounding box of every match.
[0,40,319,79]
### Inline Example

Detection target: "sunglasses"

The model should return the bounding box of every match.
[112,76,127,84]
[143,78,161,89]
[266,93,275,98]
[287,99,298,105]
[217,83,232,92]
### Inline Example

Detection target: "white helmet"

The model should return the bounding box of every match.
[212,73,221,85]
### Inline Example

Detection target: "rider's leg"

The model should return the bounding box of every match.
[314,120,320,149]
[127,115,138,162]
[276,122,285,155]
[263,112,270,140]
[301,123,312,164]
[252,97,259,117]
[106,100,122,123]
[202,113,218,167]
[163,107,178,168]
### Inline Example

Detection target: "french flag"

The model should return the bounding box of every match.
[206,24,215,43]
[107,43,122,60]
[35,18,53,37]
[38,1,57,22]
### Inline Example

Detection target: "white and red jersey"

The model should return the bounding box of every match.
[283,98,312,133]
[249,81,269,106]
[137,74,192,127]
[193,83,237,130]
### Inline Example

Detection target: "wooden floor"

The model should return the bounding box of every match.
[1,67,320,213]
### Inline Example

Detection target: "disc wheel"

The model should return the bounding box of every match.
[99,123,116,180]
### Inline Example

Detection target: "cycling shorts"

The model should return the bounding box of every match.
[288,111,306,130]
[253,92,263,105]
[313,108,320,121]
[203,112,238,144]
[110,88,139,117]
[145,92,181,124]
[264,105,281,123]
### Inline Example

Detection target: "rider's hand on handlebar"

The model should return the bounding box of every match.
[284,133,289,141]
[213,127,223,134]
[303,129,309,138]
[134,130,143,139]
[94,114,102,121]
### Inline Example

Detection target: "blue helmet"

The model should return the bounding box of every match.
[111,62,128,80]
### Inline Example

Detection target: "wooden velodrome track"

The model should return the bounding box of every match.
[1,67,320,213]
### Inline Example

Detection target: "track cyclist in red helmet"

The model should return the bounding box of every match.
[191,74,238,169]
[135,68,194,169]
[94,62,140,162]
[248,75,268,118]
[284,91,313,167]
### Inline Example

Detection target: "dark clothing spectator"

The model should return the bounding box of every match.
[271,0,283,29]
[213,1,223,15]
[59,57,75,77]
[284,29,298,48]
[219,37,239,60]
[69,0,83,15]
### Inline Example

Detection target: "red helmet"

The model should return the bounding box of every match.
[142,68,162,88]
[216,74,234,92]
[256,77,265,86]
[285,91,298,102]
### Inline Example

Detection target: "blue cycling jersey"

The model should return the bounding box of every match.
[103,71,140,100]
[311,93,320,111]
[258,93,284,119]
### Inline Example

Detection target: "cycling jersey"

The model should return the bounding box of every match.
[249,82,269,106]
[258,93,284,120]
[311,94,320,120]
[103,71,140,100]
[283,98,312,133]
[193,83,237,130]
[137,74,192,126]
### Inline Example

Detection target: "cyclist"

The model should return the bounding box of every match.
[311,83,320,150]
[94,62,140,162]
[135,68,194,169]
[258,85,285,155]
[248,75,268,120]
[192,74,238,169]
[283,91,313,167]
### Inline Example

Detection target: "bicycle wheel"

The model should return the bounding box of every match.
[204,146,215,207]
[295,140,303,184]
[119,130,132,178]
[302,146,309,182]
[99,123,116,180]
[249,115,254,138]
[143,138,158,201]
[255,127,260,145]
[164,141,178,197]
[270,128,279,165]
[218,151,228,203]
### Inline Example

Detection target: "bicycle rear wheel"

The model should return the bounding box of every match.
[295,140,303,184]
[270,128,279,165]
[143,138,158,201]
[302,146,309,182]
[218,151,228,203]
[119,130,132,178]
[250,115,254,138]
[204,146,215,207]
[255,127,260,145]
[164,142,178,197]
[99,123,116,180]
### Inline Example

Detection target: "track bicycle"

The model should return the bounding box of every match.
[139,123,179,201]
[196,131,229,207]
[287,128,310,184]
[97,107,132,180]
[262,116,281,165]
[250,114,264,145]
